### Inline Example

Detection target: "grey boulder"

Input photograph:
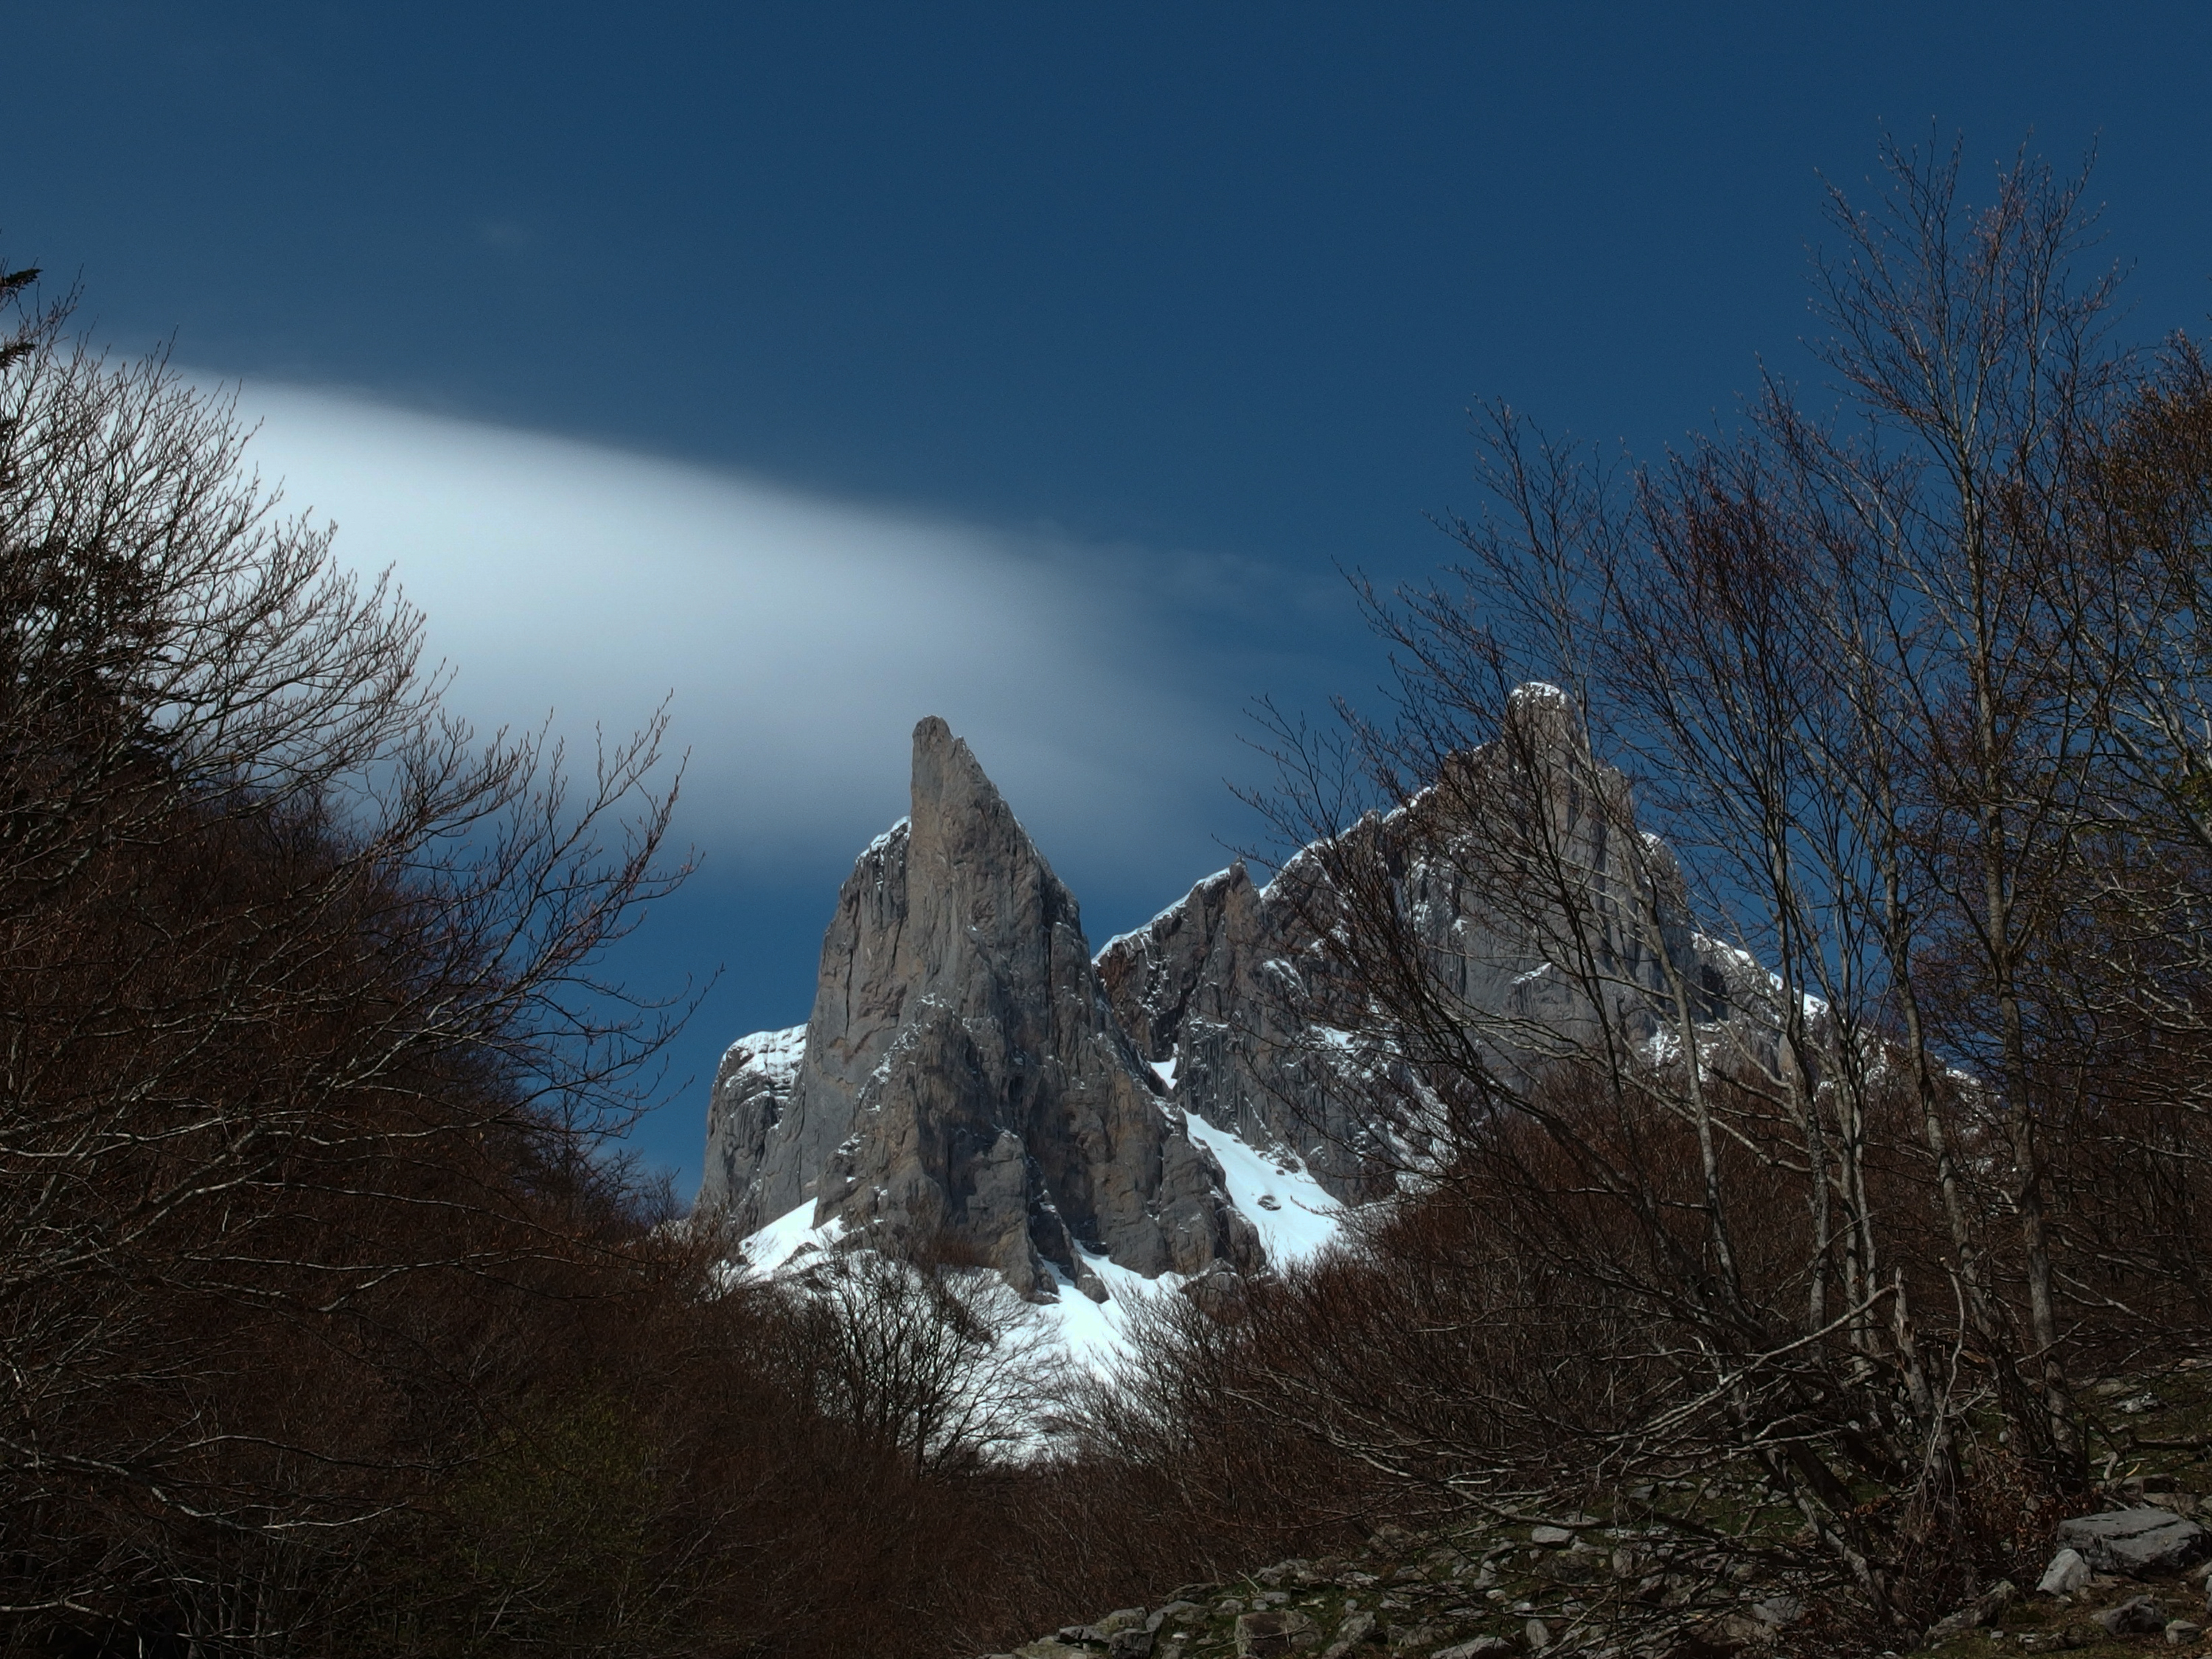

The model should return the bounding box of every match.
[2095,1594,2168,1635]
[2037,1547,2090,1596]
[2056,1509,2211,1578]
[1234,1610,1321,1657]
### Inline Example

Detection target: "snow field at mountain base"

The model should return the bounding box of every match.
[730,1113,1344,1374]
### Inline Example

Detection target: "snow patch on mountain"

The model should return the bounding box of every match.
[731,1113,1348,1374]
[722,1023,807,1082]
[1187,1119,1343,1267]
[1033,1251,1183,1373]
[737,1197,848,1276]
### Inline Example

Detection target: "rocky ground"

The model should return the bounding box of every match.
[980,1517,1851,1659]
[980,1364,2212,1659]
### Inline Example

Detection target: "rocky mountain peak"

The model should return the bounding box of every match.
[910,714,1004,851]
[703,694,1756,1314]
[701,719,1262,1302]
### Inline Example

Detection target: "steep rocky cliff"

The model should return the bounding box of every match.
[1094,861,1389,1206]
[703,692,1760,1295]
[700,717,1262,1301]
[1093,686,1751,1206]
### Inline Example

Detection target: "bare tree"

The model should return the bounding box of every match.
[0,269,693,1642]
[1224,134,2194,1628]
[756,1237,1071,1476]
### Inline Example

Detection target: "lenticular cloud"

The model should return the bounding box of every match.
[214,378,1236,880]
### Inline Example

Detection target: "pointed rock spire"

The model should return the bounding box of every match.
[701,718,1261,1299]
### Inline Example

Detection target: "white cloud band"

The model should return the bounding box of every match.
[219,380,1256,887]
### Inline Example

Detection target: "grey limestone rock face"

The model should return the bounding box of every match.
[1096,862,1386,1205]
[700,1026,805,1222]
[706,688,1781,1293]
[700,717,1261,1299]
[1097,686,1749,1203]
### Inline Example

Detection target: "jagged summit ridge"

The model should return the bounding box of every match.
[703,695,1764,1312]
[1096,684,1762,1200]
[700,717,1262,1301]
[1096,860,1388,1205]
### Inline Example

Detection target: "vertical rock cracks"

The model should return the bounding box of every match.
[702,717,1262,1301]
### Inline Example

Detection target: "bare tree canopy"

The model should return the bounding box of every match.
[0,264,1261,1659]
[1200,136,2212,1630]
[0,267,707,1638]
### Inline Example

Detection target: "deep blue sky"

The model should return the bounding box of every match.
[12,4,2212,1191]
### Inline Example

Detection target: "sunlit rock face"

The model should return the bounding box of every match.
[1093,686,1748,1203]
[703,690,1769,1295]
[1095,861,1391,1206]
[698,717,1261,1301]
